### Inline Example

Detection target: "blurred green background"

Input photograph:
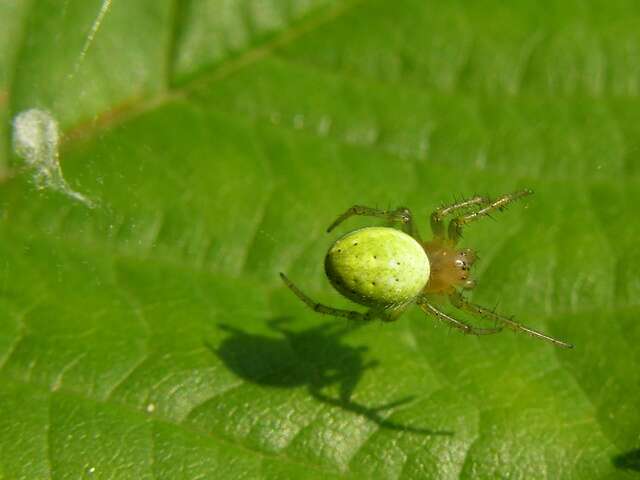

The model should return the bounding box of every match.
[1,0,639,478]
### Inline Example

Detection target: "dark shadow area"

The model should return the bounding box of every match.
[212,317,451,436]
[613,449,640,472]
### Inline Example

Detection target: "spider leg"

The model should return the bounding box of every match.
[416,296,502,335]
[447,189,533,244]
[430,195,490,239]
[449,291,573,348]
[280,273,376,321]
[327,205,420,240]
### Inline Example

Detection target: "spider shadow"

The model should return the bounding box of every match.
[612,449,640,472]
[211,317,451,436]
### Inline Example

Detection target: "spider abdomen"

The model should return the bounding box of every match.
[324,227,430,308]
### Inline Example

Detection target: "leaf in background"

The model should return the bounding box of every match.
[1,0,639,478]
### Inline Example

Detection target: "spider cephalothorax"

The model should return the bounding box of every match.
[423,240,476,294]
[280,190,573,349]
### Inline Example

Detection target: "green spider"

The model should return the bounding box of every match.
[280,190,573,349]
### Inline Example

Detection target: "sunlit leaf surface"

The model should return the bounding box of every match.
[1,0,639,478]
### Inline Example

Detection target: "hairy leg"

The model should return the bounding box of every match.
[430,195,489,239]
[449,291,573,348]
[416,296,502,335]
[447,189,533,244]
[280,273,376,321]
[327,205,420,240]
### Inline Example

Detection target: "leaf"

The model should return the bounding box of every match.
[1,0,639,478]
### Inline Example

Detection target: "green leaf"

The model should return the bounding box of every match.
[1,0,639,478]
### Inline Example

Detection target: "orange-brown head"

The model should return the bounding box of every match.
[422,239,476,295]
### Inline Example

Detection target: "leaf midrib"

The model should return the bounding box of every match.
[54,0,364,153]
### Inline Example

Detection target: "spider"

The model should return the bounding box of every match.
[279,190,573,349]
